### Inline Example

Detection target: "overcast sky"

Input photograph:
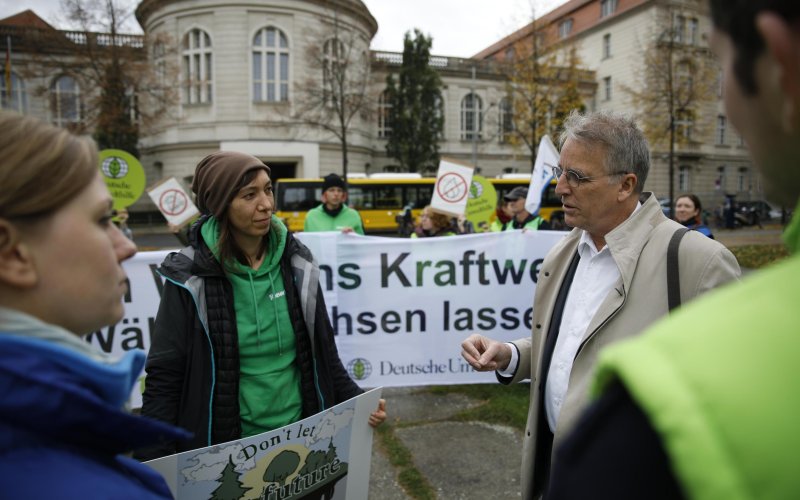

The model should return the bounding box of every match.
[0,0,569,58]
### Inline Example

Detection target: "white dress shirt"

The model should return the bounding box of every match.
[542,230,620,431]
[499,203,641,433]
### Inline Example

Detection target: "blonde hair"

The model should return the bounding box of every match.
[422,206,452,232]
[0,111,98,220]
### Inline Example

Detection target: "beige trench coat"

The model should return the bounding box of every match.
[503,193,741,499]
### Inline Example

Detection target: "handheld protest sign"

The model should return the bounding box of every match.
[147,177,200,226]
[466,175,497,232]
[525,135,558,215]
[98,149,146,210]
[431,157,474,217]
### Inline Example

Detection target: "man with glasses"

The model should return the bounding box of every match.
[460,110,739,499]
[548,2,800,498]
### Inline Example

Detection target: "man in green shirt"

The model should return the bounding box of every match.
[303,173,365,234]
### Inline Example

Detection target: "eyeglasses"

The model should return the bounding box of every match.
[552,166,628,188]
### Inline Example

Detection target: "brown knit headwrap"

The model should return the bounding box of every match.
[191,151,271,217]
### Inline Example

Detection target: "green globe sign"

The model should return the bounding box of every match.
[98,149,146,210]
[465,175,497,232]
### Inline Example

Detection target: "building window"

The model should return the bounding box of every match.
[688,18,699,45]
[602,33,611,59]
[717,115,727,145]
[678,165,691,192]
[152,41,167,93]
[499,97,513,143]
[675,109,694,140]
[603,76,612,101]
[461,93,483,140]
[504,46,515,61]
[51,75,81,128]
[674,16,698,45]
[558,19,573,39]
[378,90,392,138]
[600,0,617,18]
[1,72,26,113]
[322,37,345,105]
[738,168,748,192]
[253,26,289,102]
[182,28,213,104]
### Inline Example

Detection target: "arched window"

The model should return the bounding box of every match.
[153,41,166,88]
[253,26,289,102]
[1,72,26,113]
[378,90,392,138]
[461,93,482,140]
[499,97,513,143]
[323,38,346,105]
[51,75,81,128]
[182,28,213,104]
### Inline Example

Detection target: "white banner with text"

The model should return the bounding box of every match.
[85,231,566,406]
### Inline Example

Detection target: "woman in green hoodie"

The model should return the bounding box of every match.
[137,151,385,460]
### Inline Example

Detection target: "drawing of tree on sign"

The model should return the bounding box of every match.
[211,455,251,500]
[263,449,301,487]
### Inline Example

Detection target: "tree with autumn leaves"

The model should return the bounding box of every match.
[501,20,587,170]
[623,3,718,214]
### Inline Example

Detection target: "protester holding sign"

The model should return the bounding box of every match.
[137,151,385,461]
[303,173,365,234]
[0,111,189,498]
[411,205,455,238]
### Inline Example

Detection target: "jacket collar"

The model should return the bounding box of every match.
[604,193,668,290]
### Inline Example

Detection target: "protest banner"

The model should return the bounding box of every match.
[145,388,382,500]
[85,231,565,406]
[431,157,474,217]
[147,177,200,227]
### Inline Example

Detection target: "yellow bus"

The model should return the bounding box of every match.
[275,175,562,233]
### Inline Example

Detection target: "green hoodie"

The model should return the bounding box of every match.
[201,217,302,437]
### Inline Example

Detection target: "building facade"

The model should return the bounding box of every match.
[2,1,578,216]
[475,0,760,212]
[2,0,757,218]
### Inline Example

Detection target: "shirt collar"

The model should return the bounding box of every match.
[578,201,643,257]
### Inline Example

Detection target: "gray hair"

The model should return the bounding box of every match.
[558,110,650,193]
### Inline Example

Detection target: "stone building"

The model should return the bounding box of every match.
[475,0,761,212]
[3,0,592,218]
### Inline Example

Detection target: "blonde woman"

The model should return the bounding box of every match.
[0,111,189,498]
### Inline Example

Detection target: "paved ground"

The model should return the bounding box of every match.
[367,387,523,500]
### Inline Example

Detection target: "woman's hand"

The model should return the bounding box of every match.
[368,398,387,427]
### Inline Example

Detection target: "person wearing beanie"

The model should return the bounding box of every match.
[137,151,385,460]
[303,173,365,234]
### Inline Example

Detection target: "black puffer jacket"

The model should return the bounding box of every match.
[135,216,362,461]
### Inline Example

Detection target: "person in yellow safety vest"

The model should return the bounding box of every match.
[503,187,550,231]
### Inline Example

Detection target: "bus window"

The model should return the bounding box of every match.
[374,186,402,209]
[405,185,434,209]
[348,186,372,209]
[280,184,320,211]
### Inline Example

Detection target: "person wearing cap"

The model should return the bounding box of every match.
[303,173,365,234]
[460,111,739,498]
[503,187,550,231]
[137,151,385,460]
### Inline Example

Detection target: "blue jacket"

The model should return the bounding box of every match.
[0,334,190,499]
